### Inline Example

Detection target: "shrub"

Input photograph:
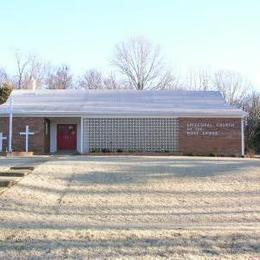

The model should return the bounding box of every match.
[0,83,12,105]
[101,148,110,153]
[246,149,255,158]
[90,148,101,153]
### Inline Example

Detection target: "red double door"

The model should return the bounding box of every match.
[57,124,77,151]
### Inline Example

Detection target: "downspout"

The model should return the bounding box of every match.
[8,95,13,153]
[80,116,84,154]
[241,118,245,157]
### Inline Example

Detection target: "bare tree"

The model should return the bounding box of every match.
[103,73,124,89]
[214,70,251,106]
[45,64,73,89]
[103,73,118,89]
[157,71,182,90]
[14,51,47,89]
[78,69,103,89]
[184,68,212,91]
[112,37,175,90]
[15,51,29,89]
[78,70,123,90]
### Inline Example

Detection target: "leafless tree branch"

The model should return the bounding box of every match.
[112,37,179,90]
[13,51,47,89]
[213,70,252,106]
[45,64,73,89]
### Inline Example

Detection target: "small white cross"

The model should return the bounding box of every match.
[0,132,7,152]
[19,125,35,152]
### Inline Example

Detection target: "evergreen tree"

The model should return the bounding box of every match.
[0,82,12,104]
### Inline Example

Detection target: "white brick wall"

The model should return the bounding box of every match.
[82,118,179,153]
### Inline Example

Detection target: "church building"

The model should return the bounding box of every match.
[0,89,246,156]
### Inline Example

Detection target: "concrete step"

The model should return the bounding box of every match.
[0,171,30,177]
[10,166,34,171]
[0,177,18,187]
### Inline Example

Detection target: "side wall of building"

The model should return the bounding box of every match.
[179,118,242,156]
[0,117,49,154]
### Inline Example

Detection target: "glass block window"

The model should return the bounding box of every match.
[83,118,179,152]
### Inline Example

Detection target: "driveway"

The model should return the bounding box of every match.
[0,156,259,259]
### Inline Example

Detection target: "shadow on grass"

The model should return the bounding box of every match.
[53,157,260,184]
[12,182,260,198]
[48,164,260,186]
[0,232,259,257]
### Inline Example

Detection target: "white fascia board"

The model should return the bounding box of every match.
[0,113,83,118]
[0,112,246,118]
[82,114,246,119]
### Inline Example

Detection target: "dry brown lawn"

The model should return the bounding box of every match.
[0,156,259,259]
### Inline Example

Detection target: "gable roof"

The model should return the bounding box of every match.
[0,89,247,117]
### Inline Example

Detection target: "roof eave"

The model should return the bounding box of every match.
[0,111,247,118]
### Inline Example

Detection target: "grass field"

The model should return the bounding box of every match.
[0,156,259,259]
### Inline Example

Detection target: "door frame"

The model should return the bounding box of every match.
[57,124,77,151]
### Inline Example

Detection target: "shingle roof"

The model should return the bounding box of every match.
[0,89,246,117]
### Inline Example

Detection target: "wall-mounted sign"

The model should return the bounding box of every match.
[186,122,235,137]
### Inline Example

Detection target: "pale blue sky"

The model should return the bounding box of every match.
[0,0,259,89]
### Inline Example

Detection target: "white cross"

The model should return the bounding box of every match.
[0,133,7,152]
[19,125,35,152]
